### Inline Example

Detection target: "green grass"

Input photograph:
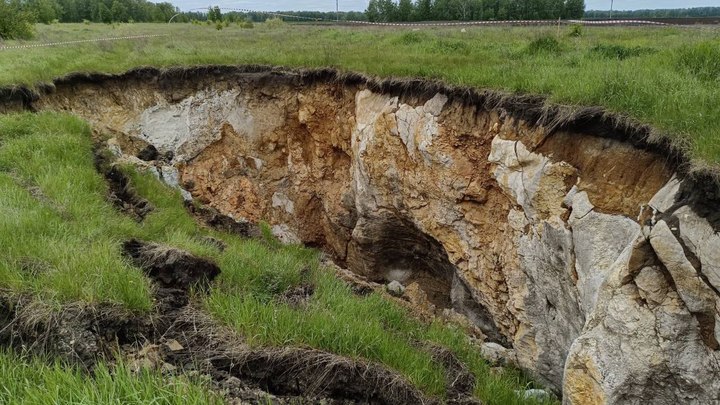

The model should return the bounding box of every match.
[0,350,222,404]
[0,113,152,310]
[0,112,554,403]
[207,271,549,403]
[0,23,719,164]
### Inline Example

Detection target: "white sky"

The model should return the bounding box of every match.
[172,0,720,13]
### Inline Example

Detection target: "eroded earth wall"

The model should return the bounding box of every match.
[16,67,720,403]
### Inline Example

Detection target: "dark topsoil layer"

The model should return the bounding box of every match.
[0,64,695,165]
[1,64,719,229]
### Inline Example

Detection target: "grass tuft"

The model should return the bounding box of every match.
[0,349,222,404]
[590,44,657,60]
[676,40,720,82]
[526,35,562,55]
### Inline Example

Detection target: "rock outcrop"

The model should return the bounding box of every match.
[10,66,719,403]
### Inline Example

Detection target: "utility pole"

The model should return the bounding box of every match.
[336,0,339,21]
[610,0,614,19]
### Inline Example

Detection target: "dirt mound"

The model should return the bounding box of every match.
[94,150,154,221]
[122,239,221,291]
[185,202,261,239]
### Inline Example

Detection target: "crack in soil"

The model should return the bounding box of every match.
[0,238,453,404]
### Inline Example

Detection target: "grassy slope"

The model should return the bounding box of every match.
[0,350,222,404]
[0,23,719,164]
[0,112,554,404]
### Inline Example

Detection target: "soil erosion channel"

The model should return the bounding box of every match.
[3,66,720,404]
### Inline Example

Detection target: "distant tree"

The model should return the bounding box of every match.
[365,0,380,21]
[376,0,398,21]
[208,5,222,22]
[397,0,414,21]
[451,0,478,20]
[433,0,452,20]
[564,0,585,18]
[110,0,128,22]
[545,0,566,19]
[0,0,36,39]
[414,0,431,20]
[98,2,111,22]
[584,6,720,19]
[29,0,63,24]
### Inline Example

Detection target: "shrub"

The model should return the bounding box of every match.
[264,17,286,29]
[397,30,428,45]
[590,44,657,60]
[215,21,223,30]
[567,23,583,37]
[526,35,562,55]
[433,38,471,55]
[239,18,254,29]
[0,1,36,40]
[676,41,720,82]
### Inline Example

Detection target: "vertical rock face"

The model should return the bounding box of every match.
[30,69,720,403]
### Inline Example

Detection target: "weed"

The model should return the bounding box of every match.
[676,40,720,81]
[433,38,471,55]
[0,350,222,404]
[526,35,562,55]
[590,44,656,60]
[264,17,285,29]
[397,30,429,45]
[567,24,583,37]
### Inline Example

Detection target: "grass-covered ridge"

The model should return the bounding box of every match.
[0,113,153,310]
[1,23,719,164]
[0,112,554,404]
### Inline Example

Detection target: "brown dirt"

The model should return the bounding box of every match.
[534,131,673,217]
[185,201,261,239]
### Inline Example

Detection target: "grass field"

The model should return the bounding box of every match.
[0,22,719,165]
[0,112,554,404]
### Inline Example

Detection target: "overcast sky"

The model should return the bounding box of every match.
[173,0,720,12]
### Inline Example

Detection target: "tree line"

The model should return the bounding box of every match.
[199,10,369,23]
[585,7,720,19]
[1,0,179,26]
[365,0,585,22]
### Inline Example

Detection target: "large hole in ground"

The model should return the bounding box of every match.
[344,212,505,343]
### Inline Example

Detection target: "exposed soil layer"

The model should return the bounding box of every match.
[123,239,221,290]
[94,150,154,221]
[185,202,261,239]
[0,65,696,170]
